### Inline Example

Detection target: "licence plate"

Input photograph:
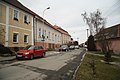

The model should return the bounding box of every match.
[17,55,22,57]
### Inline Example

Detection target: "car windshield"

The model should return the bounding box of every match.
[61,45,67,48]
[23,45,34,50]
[70,46,74,48]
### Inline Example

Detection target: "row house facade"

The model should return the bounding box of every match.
[0,0,34,51]
[34,17,62,50]
[0,0,71,50]
[53,25,71,45]
[95,24,120,54]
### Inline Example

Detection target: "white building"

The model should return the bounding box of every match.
[34,17,62,49]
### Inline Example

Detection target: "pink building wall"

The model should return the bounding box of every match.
[110,38,120,53]
[95,24,120,54]
[95,38,120,54]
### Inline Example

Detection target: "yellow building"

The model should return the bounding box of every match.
[0,0,72,51]
[0,0,34,50]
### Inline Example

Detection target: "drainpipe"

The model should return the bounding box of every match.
[5,6,9,47]
[33,16,36,45]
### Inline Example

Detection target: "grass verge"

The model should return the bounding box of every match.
[75,52,120,80]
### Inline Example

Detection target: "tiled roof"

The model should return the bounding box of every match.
[95,23,120,40]
[2,0,71,35]
[2,0,37,16]
[1,0,54,30]
[53,25,71,36]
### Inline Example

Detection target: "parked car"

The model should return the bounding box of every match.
[75,45,79,49]
[59,44,69,51]
[16,45,46,60]
[69,45,75,50]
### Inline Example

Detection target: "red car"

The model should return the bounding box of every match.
[16,45,46,60]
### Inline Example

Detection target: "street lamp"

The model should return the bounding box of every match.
[43,7,50,18]
[42,7,50,48]
[86,29,89,38]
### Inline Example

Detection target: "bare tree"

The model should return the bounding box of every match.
[82,10,112,63]
[95,28,113,63]
[81,9,105,35]
[0,28,5,45]
[81,10,105,51]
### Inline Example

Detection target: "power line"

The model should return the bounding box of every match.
[104,0,120,17]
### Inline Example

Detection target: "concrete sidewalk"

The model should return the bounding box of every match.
[0,51,60,62]
[0,56,16,62]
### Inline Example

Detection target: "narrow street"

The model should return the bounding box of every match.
[0,48,86,80]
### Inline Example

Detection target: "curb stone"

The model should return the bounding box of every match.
[72,49,87,80]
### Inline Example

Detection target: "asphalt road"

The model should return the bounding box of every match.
[0,48,86,80]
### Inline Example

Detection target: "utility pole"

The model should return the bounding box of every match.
[77,37,79,45]
[86,29,89,38]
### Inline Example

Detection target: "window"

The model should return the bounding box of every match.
[24,35,28,43]
[55,35,57,42]
[42,29,45,40]
[38,46,44,49]
[59,36,61,41]
[39,28,41,38]
[52,33,54,41]
[48,31,50,39]
[24,14,29,24]
[13,33,18,43]
[34,46,38,50]
[44,30,46,39]
[13,9,19,21]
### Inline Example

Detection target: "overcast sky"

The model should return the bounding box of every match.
[19,0,120,44]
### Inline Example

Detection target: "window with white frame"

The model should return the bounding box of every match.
[13,9,19,21]
[42,29,44,39]
[39,28,41,38]
[24,35,28,43]
[60,36,61,42]
[13,33,18,43]
[52,33,54,41]
[55,35,57,42]
[44,30,46,39]
[48,31,50,39]
[24,14,29,24]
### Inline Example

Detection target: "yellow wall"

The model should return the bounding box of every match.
[8,7,33,47]
[9,8,32,30]
[0,2,33,47]
[62,34,71,44]
[0,25,5,45]
[0,3,6,45]
[9,26,32,47]
[0,3,6,24]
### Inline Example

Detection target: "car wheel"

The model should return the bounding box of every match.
[30,54,34,60]
[42,53,46,58]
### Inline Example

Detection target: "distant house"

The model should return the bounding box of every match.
[95,24,120,54]
[53,25,71,45]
